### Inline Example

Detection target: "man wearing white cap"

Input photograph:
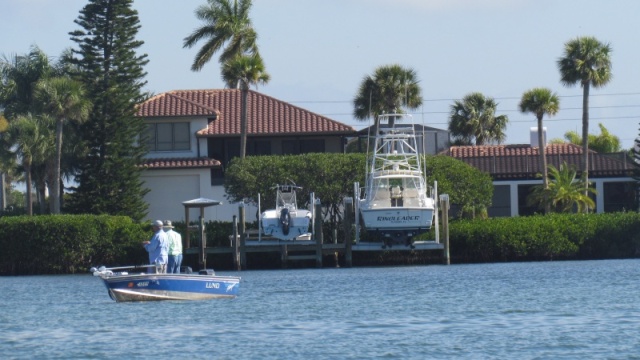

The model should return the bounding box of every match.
[164,220,183,274]
[142,220,169,273]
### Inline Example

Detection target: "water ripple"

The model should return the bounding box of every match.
[1,260,640,359]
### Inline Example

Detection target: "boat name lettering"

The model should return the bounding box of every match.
[206,282,220,289]
[377,216,420,222]
[137,281,149,287]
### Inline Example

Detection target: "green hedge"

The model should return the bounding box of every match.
[0,215,148,275]
[450,212,640,262]
[2,212,639,274]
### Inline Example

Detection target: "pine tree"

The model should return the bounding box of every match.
[66,0,149,221]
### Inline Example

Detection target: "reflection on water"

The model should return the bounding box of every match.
[1,260,640,359]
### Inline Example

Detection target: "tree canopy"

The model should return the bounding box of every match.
[551,123,621,153]
[353,64,422,130]
[66,0,150,221]
[224,153,494,225]
[448,92,509,145]
[183,0,259,71]
[527,162,595,213]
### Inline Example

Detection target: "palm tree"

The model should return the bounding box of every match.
[519,88,560,213]
[449,92,509,145]
[0,46,53,119]
[221,54,270,158]
[183,0,258,71]
[0,113,9,210]
[558,36,612,197]
[528,162,595,213]
[560,123,621,153]
[353,64,422,135]
[34,77,91,214]
[4,114,52,215]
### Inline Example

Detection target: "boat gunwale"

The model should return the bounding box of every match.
[99,273,241,282]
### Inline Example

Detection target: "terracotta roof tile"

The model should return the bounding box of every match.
[137,92,219,117]
[136,89,355,137]
[443,144,636,179]
[141,157,221,170]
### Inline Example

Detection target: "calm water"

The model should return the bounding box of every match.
[1,259,639,359]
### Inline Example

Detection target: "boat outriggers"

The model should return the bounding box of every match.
[356,113,436,248]
[91,265,240,302]
[260,183,313,241]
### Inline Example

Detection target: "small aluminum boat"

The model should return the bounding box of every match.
[91,265,240,302]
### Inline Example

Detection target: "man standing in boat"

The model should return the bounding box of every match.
[143,220,169,273]
[164,220,183,274]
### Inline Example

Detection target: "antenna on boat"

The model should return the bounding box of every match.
[258,193,261,242]
[419,103,428,184]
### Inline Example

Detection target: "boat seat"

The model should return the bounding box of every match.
[403,189,418,199]
[404,198,420,207]
[374,190,390,201]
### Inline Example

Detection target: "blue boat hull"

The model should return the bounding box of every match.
[98,273,240,302]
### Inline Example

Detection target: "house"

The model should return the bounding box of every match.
[443,141,638,217]
[136,89,356,222]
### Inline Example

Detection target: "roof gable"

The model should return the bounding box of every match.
[137,89,355,137]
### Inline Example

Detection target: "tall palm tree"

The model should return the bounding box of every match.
[519,87,560,213]
[34,77,91,214]
[558,36,612,197]
[449,92,509,145]
[221,54,270,158]
[353,64,422,135]
[183,0,258,71]
[5,114,51,215]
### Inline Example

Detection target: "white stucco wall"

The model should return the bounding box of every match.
[142,169,257,223]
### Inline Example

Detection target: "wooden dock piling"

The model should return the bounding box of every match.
[440,194,450,265]
[314,198,323,268]
[344,197,353,267]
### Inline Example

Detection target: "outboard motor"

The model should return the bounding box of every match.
[280,208,291,235]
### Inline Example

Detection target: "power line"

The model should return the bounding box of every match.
[289,92,640,105]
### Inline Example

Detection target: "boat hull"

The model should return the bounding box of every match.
[360,207,434,231]
[360,206,434,245]
[261,209,311,240]
[98,273,240,302]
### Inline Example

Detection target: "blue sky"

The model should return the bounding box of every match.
[3,0,639,149]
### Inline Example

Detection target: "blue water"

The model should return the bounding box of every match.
[1,259,639,359]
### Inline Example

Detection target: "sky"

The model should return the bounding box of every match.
[3,0,640,149]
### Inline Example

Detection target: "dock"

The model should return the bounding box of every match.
[184,195,451,270]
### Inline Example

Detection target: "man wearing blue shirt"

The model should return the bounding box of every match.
[143,220,169,273]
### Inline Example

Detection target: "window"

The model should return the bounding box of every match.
[250,140,272,155]
[282,139,325,155]
[604,181,638,212]
[300,139,324,153]
[146,123,190,151]
[282,140,298,155]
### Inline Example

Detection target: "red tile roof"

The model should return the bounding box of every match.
[443,144,636,179]
[141,157,221,170]
[136,89,356,137]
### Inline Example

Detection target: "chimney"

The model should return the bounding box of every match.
[530,127,547,148]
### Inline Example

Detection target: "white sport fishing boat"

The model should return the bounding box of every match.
[357,114,436,248]
[260,184,312,241]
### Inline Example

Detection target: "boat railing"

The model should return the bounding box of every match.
[360,181,435,208]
